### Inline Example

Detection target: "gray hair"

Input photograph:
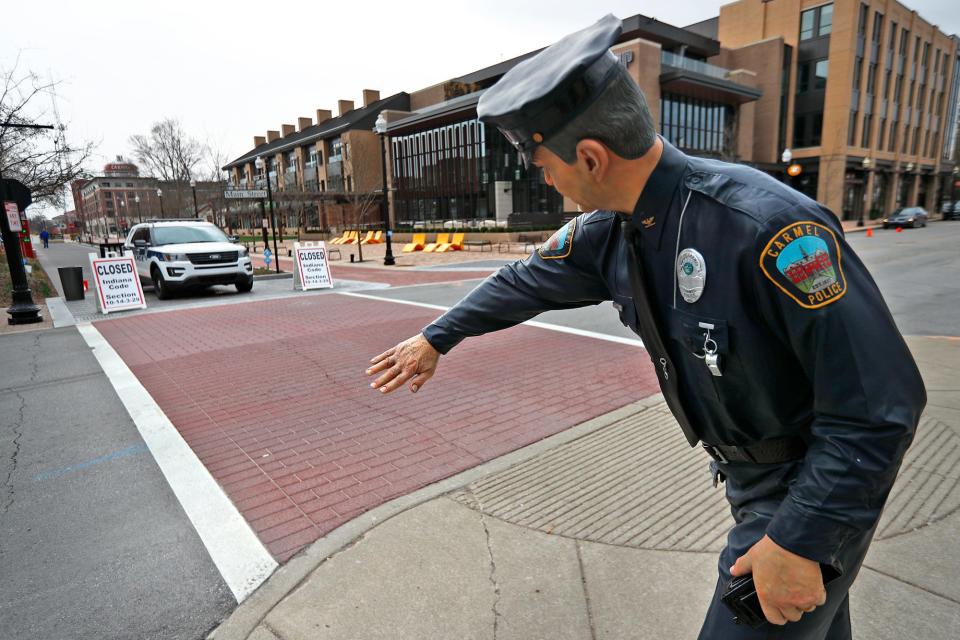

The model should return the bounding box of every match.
[543,69,657,164]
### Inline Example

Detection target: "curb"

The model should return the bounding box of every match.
[207,395,665,640]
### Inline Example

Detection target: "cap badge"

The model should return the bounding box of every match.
[676,248,706,304]
[641,216,655,229]
[532,132,544,143]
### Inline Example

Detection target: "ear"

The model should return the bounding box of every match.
[575,139,609,182]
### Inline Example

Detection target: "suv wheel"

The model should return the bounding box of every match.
[236,277,253,293]
[151,266,172,300]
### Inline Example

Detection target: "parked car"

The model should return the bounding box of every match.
[882,207,928,229]
[945,202,960,221]
[123,220,254,299]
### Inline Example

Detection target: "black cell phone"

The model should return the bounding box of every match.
[721,574,766,628]
[721,565,840,628]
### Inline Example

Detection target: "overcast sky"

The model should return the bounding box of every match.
[2,0,956,215]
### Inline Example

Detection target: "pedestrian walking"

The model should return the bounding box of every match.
[366,15,925,639]
[39,228,50,248]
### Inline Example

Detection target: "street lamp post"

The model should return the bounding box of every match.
[157,188,165,218]
[255,156,281,274]
[858,157,873,227]
[118,198,126,238]
[134,193,142,223]
[374,113,395,266]
[190,178,199,219]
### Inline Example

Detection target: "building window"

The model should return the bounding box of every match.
[878,118,887,149]
[818,4,833,36]
[853,57,863,91]
[888,124,898,152]
[800,4,833,41]
[866,63,877,95]
[798,62,810,93]
[861,114,873,148]
[814,60,828,90]
[894,74,903,102]
[872,12,883,44]
[934,48,941,74]
[857,4,869,36]
[901,124,910,153]
[911,127,920,154]
[660,93,730,154]
[800,9,815,40]
[899,29,909,56]
[888,21,898,50]
[882,70,891,98]
[848,111,858,146]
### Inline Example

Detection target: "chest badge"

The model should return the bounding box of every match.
[676,248,706,303]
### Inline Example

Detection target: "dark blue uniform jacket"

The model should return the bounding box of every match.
[422,139,926,573]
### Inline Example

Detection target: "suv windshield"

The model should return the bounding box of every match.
[153,226,228,245]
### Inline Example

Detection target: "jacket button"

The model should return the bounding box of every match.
[689,175,702,185]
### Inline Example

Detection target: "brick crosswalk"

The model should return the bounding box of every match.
[95,293,658,561]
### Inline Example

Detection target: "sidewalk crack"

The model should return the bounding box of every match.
[465,488,502,640]
[576,542,598,640]
[2,335,38,526]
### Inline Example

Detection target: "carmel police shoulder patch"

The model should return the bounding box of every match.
[759,220,847,309]
[538,218,577,260]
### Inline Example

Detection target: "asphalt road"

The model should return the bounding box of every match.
[0,328,235,640]
[365,219,960,339]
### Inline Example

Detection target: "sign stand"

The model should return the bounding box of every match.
[292,241,334,291]
[89,251,147,314]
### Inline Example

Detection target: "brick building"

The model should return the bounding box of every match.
[71,158,226,239]
[223,5,958,232]
[717,0,959,220]
[222,91,409,232]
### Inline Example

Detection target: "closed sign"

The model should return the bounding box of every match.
[293,242,334,290]
[89,253,147,313]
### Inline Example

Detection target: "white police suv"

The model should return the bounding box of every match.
[123,220,254,299]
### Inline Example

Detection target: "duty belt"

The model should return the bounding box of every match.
[702,436,806,465]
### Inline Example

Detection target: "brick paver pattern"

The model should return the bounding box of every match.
[95,293,659,561]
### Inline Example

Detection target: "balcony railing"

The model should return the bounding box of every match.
[661,51,731,81]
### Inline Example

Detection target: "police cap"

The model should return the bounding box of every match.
[477,14,624,165]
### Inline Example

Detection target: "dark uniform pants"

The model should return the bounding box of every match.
[698,461,877,640]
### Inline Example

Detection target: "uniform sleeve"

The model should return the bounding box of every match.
[422,215,612,354]
[751,209,926,573]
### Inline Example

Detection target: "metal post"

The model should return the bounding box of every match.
[379,130,395,265]
[0,173,42,324]
[266,176,280,274]
[191,179,199,219]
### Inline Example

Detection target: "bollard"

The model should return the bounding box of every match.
[866,228,873,238]
[350,254,355,263]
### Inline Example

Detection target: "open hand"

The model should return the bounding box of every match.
[366,334,440,394]
[730,535,827,625]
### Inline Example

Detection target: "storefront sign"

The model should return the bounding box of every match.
[89,252,147,314]
[4,201,21,232]
[224,189,268,199]
[293,242,334,290]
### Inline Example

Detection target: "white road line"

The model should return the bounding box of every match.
[76,323,277,603]
[336,291,645,348]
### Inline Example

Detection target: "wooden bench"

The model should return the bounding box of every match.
[498,233,543,253]
[463,239,492,252]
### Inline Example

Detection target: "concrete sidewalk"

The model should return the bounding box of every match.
[210,335,960,640]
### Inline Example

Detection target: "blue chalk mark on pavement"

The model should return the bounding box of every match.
[32,443,149,482]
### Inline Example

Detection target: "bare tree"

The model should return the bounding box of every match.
[0,56,95,208]
[129,118,202,181]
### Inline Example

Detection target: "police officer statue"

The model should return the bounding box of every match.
[366,15,925,639]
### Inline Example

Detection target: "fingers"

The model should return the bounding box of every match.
[758,600,787,626]
[410,368,435,393]
[369,347,396,366]
[729,555,750,577]
[375,364,417,394]
[366,354,396,376]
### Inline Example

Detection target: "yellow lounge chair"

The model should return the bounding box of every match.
[344,230,360,245]
[360,230,383,245]
[437,232,465,252]
[371,230,384,243]
[402,233,426,252]
[330,230,350,245]
[423,233,450,253]
[359,230,375,245]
